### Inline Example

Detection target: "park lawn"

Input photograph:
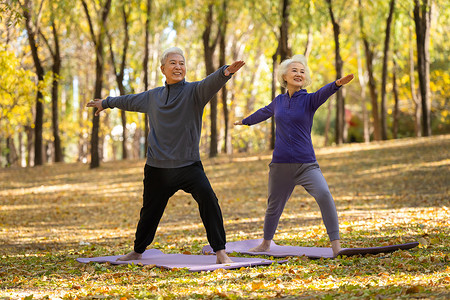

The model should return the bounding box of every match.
[0,135,449,299]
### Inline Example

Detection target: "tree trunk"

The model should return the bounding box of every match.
[304,24,313,59]
[90,53,102,168]
[356,39,370,143]
[413,0,432,136]
[279,0,291,62]
[39,9,63,163]
[270,0,291,150]
[18,131,24,167]
[392,21,399,139]
[108,3,130,160]
[25,125,33,167]
[219,1,230,154]
[392,57,399,139]
[380,0,396,140]
[21,0,45,166]
[202,4,219,157]
[304,1,313,59]
[50,20,63,162]
[270,51,278,150]
[409,26,421,137]
[82,0,112,169]
[143,0,152,157]
[6,137,19,167]
[359,0,381,141]
[327,0,345,145]
[323,100,332,146]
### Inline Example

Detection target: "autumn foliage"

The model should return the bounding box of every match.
[1,135,449,299]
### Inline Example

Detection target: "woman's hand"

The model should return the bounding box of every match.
[224,61,245,76]
[86,99,105,116]
[336,74,354,86]
[234,120,243,126]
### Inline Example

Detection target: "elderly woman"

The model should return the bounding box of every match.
[234,55,353,256]
[88,47,245,264]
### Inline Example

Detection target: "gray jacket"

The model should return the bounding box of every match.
[102,65,232,168]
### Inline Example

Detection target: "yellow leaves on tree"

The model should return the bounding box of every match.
[0,50,35,137]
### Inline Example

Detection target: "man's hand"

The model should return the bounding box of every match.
[224,61,245,76]
[86,99,105,116]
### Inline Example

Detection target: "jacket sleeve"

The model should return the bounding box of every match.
[194,65,232,107]
[310,81,341,111]
[102,90,150,113]
[242,100,275,126]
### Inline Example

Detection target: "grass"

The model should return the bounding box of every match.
[0,135,449,299]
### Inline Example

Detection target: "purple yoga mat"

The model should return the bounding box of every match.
[202,239,419,259]
[77,249,279,272]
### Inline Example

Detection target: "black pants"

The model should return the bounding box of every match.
[133,161,226,253]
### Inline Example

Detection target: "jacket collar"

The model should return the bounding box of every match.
[165,79,186,88]
[286,88,307,98]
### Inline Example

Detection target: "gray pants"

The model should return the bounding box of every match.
[263,162,340,241]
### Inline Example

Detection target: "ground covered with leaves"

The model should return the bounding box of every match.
[1,135,449,299]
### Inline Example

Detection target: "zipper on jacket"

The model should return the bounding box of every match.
[165,85,170,105]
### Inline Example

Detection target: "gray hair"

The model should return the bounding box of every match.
[160,47,185,65]
[277,54,312,88]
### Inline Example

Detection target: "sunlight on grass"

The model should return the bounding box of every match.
[0,135,449,299]
[356,158,449,176]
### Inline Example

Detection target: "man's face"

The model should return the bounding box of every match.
[161,53,186,84]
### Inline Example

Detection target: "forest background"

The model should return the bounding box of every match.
[0,0,449,168]
[1,1,449,299]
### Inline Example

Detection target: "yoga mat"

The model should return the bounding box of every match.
[77,249,279,272]
[202,239,419,259]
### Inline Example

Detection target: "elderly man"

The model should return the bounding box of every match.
[87,47,245,263]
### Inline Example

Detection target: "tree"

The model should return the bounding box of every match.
[380,0,396,140]
[413,0,432,136]
[202,2,220,157]
[326,0,345,144]
[392,51,400,139]
[358,0,381,141]
[218,1,231,154]
[81,0,112,168]
[18,0,46,166]
[142,0,152,157]
[303,1,314,59]
[39,0,64,162]
[270,0,292,149]
[0,50,35,166]
[356,39,370,143]
[107,0,131,160]
[409,26,422,137]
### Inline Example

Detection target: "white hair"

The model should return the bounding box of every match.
[277,54,312,88]
[160,47,185,65]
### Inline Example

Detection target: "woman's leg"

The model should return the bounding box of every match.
[250,163,295,252]
[296,163,341,254]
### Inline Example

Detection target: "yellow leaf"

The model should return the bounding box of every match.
[252,281,265,290]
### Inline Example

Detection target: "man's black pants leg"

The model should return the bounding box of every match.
[133,162,226,254]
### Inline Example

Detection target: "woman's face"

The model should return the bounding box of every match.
[160,53,186,84]
[283,62,306,90]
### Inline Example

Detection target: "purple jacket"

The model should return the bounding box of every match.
[242,81,340,163]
